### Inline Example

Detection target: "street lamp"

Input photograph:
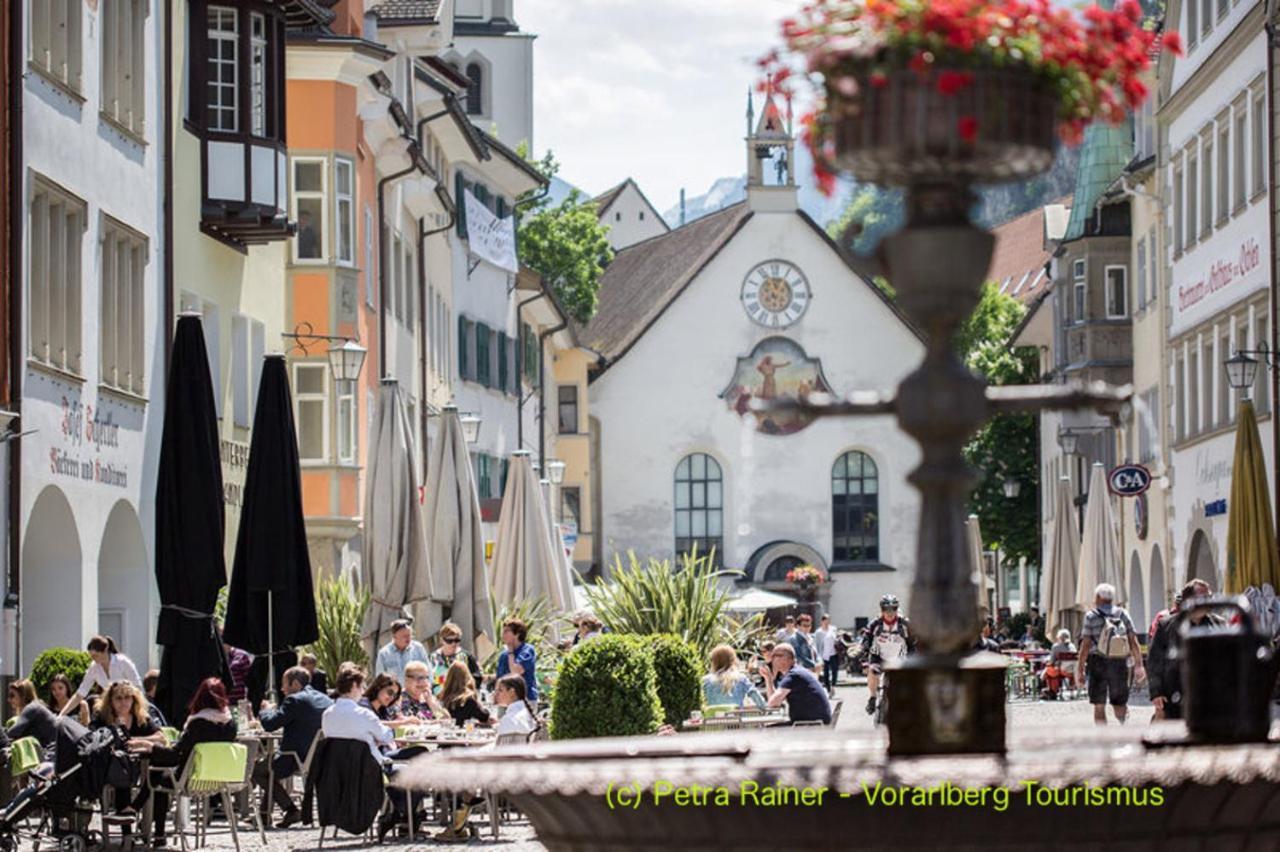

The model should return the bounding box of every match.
[327,339,367,391]
[1002,478,1021,499]
[1224,351,1259,393]
[546,459,567,485]
[460,412,482,445]
[1057,428,1080,456]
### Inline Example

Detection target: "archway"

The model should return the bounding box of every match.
[746,540,829,585]
[98,501,150,668]
[21,486,83,670]
[1128,551,1145,627]
[1187,530,1218,589]
[1148,546,1167,622]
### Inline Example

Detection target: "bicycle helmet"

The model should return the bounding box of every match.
[879,594,900,610]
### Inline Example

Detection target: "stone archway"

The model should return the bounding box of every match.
[746,540,829,585]
[98,501,150,668]
[1148,545,1167,621]
[1187,530,1218,589]
[21,486,83,670]
[1128,551,1145,627]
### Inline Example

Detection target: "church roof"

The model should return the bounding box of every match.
[987,198,1069,304]
[580,203,755,366]
[368,0,442,23]
[593,180,629,214]
[1062,118,1133,242]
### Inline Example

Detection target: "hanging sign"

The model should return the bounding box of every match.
[464,189,518,273]
[1107,463,1152,497]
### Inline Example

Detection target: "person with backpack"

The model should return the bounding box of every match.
[1077,583,1146,725]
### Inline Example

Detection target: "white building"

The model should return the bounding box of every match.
[593,178,669,251]
[582,103,924,626]
[446,0,535,152]
[17,0,165,670]
[1159,0,1273,589]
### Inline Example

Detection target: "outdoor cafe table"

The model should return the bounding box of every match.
[681,712,789,732]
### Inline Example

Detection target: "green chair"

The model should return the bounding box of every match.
[3,717,15,731]
[8,736,41,777]
[147,741,264,852]
[161,726,180,745]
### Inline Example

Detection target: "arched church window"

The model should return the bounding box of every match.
[465,63,483,116]
[675,453,723,564]
[832,451,879,564]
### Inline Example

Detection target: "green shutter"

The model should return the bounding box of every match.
[497,331,508,393]
[455,173,468,238]
[458,315,469,380]
[496,197,507,219]
[476,323,491,387]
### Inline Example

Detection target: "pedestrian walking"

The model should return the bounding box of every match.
[1077,583,1146,725]
[814,614,839,694]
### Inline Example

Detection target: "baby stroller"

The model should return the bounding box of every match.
[0,717,135,852]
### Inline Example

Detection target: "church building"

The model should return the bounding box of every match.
[581,97,925,625]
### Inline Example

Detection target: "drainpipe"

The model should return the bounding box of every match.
[513,292,545,451]
[537,320,568,472]
[376,156,417,378]
[7,0,24,662]
[1267,11,1280,540]
[162,0,174,368]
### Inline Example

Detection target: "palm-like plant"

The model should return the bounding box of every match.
[306,575,371,676]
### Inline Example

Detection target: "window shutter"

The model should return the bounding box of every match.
[496,197,507,219]
[455,173,468,238]
[497,331,508,392]
[457,315,469,380]
[507,336,518,396]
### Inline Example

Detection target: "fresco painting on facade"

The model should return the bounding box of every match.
[721,337,834,436]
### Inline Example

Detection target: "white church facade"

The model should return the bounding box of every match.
[582,99,924,626]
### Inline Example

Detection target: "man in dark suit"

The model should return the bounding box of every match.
[254,666,333,827]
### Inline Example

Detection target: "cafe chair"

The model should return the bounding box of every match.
[150,741,264,851]
[7,737,41,780]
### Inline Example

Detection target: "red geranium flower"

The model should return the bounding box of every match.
[936,70,974,96]
[957,115,979,143]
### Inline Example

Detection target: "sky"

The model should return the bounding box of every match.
[519,0,799,213]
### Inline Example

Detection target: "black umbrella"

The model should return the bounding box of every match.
[154,314,231,727]
[222,355,319,702]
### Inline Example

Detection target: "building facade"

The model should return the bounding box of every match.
[593,178,669,251]
[446,0,534,152]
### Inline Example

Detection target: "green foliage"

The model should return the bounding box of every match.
[305,576,370,676]
[958,282,1041,572]
[583,548,750,661]
[648,634,702,726]
[214,585,228,627]
[827,185,904,256]
[550,634,662,739]
[30,648,91,701]
[516,150,614,323]
[1004,612,1046,646]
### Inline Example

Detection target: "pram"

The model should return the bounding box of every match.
[0,717,135,852]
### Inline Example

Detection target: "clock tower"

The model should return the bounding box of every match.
[745,89,798,212]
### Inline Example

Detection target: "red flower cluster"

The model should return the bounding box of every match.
[763,0,1183,191]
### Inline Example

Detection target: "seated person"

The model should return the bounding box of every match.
[142,669,167,727]
[757,643,832,725]
[130,678,238,847]
[92,681,166,824]
[298,653,328,696]
[254,666,332,828]
[321,665,409,842]
[429,623,482,688]
[398,661,446,722]
[358,673,414,727]
[1042,629,1078,699]
[438,662,491,727]
[493,675,538,738]
[48,674,90,726]
[7,680,58,748]
[701,645,766,710]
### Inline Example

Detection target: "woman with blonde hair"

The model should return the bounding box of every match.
[438,661,491,726]
[701,645,766,709]
[93,681,165,827]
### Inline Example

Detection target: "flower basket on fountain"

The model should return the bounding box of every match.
[785,564,826,603]
[762,0,1181,188]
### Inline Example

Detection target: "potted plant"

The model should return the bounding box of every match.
[762,0,1180,187]
[785,564,826,602]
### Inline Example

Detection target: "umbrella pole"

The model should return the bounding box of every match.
[268,590,276,706]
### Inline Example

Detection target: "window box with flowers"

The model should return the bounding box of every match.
[785,565,826,602]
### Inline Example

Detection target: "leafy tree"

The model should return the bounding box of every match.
[958,283,1041,577]
[827,184,904,256]
[516,150,613,323]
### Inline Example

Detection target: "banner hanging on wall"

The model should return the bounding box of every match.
[464,189,518,273]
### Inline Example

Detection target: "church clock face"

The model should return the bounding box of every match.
[741,260,811,328]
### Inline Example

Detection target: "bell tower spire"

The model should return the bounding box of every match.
[746,77,798,211]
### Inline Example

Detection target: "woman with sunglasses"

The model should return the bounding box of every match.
[429,623,481,694]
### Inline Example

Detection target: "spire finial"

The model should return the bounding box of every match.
[746,86,755,137]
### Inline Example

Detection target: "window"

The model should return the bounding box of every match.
[1254,95,1266,197]
[522,323,540,382]
[640,211,646,220]
[101,0,147,137]
[464,63,483,115]
[1201,135,1213,234]
[496,331,508,391]
[1148,227,1158,302]
[1175,350,1186,441]
[558,385,579,434]
[1218,122,1229,222]
[1188,347,1200,435]
[1219,329,1231,426]
[231,314,249,426]
[475,323,491,386]
[335,158,354,265]
[29,0,83,93]
[561,487,581,531]
[1186,152,1198,246]
[615,211,621,222]
[206,7,238,131]
[1136,239,1147,311]
[458,316,472,381]
[1104,266,1128,319]
[1188,0,1198,48]
[473,453,493,499]
[1235,109,1247,208]
[249,13,267,136]
[28,177,85,375]
[674,453,723,563]
[390,233,402,321]
[1202,338,1214,430]
[1072,259,1086,322]
[99,217,146,395]
[1172,163,1184,254]
[1139,387,1159,463]
[293,362,328,462]
[1218,0,1228,16]
[832,451,879,564]
[337,378,356,464]
[364,206,375,304]
[403,241,414,326]
[292,159,325,260]
[1201,0,1212,35]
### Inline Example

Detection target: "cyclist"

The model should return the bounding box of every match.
[857,594,917,715]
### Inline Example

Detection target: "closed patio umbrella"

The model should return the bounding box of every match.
[222,355,318,703]
[362,379,434,660]
[491,452,574,618]
[419,406,494,653]
[1227,399,1280,593]
[154,314,231,726]
[1076,463,1124,608]
[1042,477,1082,637]
[966,514,987,618]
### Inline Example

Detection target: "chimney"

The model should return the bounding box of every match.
[679,188,686,227]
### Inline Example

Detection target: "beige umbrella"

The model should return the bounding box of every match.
[1042,477,1082,637]
[491,452,574,618]
[1076,462,1124,609]
[418,406,495,654]
[361,379,435,660]
[966,514,988,618]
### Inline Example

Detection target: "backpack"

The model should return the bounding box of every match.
[1095,610,1131,659]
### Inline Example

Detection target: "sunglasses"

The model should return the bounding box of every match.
[441,637,460,644]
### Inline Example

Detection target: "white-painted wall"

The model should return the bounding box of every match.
[18,1,165,672]
[450,33,535,151]
[600,183,668,250]
[1169,0,1263,94]
[590,210,924,626]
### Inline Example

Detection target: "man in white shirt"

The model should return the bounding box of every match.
[814,614,839,696]
[321,665,406,840]
[374,620,430,684]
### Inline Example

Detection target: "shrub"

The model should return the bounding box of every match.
[649,634,702,726]
[30,648,92,701]
[550,634,661,740]
[305,576,370,676]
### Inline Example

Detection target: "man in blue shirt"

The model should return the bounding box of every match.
[375,619,429,684]
[254,666,333,826]
[758,642,831,725]
[495,618,538,701]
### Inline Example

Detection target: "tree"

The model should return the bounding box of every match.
[958,283,1041,580]
[516,150,614,323]
[826,184,904,257]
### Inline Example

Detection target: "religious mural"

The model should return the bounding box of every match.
[720,337,833,435]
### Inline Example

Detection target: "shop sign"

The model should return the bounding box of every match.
[1107,464,1151,497]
